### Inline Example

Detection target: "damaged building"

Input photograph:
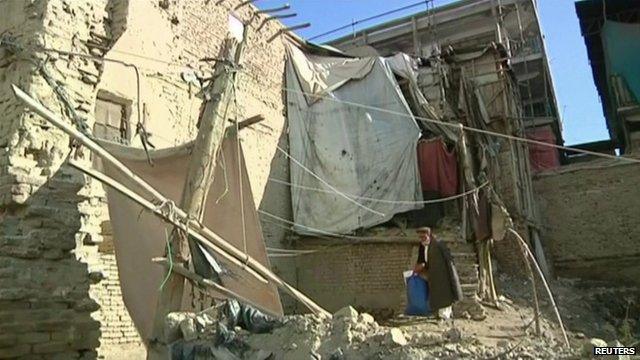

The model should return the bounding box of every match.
[0,0,638,359]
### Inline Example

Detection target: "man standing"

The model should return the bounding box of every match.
[414,227,463,319]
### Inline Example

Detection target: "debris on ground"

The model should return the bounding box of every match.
[163,272,640,360]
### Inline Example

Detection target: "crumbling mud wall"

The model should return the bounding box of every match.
[0,0,292,358]
[533,160,640,286]
[94,0,295,310]
[0,0,118,358]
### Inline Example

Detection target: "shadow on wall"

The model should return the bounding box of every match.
[0,155,102,358]
[256,122,299,313]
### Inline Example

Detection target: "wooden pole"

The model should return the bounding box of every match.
[10,84,330,320]
[509,229,570,349]
[150,37,243,353]
[66,159,269,282]
[151,257,280,318]
[517,236,542,336]
[66,160,329,318]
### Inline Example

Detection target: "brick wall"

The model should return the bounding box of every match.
[93,254,140,346]
[533,159,640,285]
[94,220,141,351]
[295,242,416,314]
[0,0,293,357]
[0,0,118,358]
[293,232,479,316]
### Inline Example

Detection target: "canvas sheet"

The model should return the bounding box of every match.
[286,48,423,235]
[97,135,283,341]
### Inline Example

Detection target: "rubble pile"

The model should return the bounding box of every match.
[164,304,593,359]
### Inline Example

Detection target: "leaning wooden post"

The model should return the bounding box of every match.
[509,229,570,349]
[149,37,244,355]
[10,84,330,317]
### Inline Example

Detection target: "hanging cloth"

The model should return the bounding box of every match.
[417,138,459,197]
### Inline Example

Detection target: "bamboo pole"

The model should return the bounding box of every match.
[509,229,570,348]
[152,257,280,318]
[10,84,330,316]
[67,160,328,317]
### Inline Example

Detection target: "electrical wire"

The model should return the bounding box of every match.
[258,209,410,242]
[275,145,386,217]
[6,36,638,166]
[279,86,640,165]
[308,1,431,41]
[268,177,490,205]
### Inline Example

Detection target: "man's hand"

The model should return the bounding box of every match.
[413,263,425,274]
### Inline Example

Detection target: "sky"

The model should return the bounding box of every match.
[255,0,609,146]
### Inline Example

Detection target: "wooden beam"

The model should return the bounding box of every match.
[411,16,421,57]
[67,160,268,282]
[229,114,265,130]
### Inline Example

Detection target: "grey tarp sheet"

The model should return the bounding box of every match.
[286,45,423,235]
[96,135,283,342]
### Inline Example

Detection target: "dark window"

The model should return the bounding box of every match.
[94,96,130,144]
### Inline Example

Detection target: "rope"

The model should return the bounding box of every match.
[275,145,385,217]
[215,149,230,204]
[158,228,173,290]
[269,177,490,205]
[231,81,249,261]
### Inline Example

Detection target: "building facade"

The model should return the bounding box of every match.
[0,0,293,358]
[329,0,563,150]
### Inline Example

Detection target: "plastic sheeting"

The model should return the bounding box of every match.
[602,21,640,102]
[97,136,283,342]
[286,45,423,235]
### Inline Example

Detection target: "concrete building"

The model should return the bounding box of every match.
[329,0,563,150]
[576,0,640,154]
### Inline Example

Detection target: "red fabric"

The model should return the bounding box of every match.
[526,126,560,172]
[417,138,459,197]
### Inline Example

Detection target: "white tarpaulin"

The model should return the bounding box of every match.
[286,44,376,104]
[286,44,423,235]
